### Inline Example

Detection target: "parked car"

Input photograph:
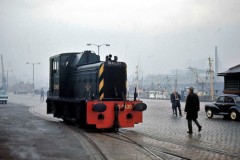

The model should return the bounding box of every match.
[205,94,240,120]
[0,90,8,104]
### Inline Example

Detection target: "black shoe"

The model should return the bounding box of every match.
[187,131,193,134]
[198,126,202,132]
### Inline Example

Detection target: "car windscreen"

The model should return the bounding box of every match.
[0,90,5,94]
[236,97,240,104]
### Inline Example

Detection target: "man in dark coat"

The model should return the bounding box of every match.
[170,92,176,115]
[184,87,202,134]
[170,91,182,116]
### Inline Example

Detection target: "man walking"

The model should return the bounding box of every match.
[184,87,202,134]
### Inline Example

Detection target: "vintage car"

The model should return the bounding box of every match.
[0,90,8,104]
[205,94,240,120]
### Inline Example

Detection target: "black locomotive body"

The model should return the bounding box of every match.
[46,51,146,129]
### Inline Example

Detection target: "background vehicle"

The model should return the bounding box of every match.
[46,51,147,129]
[205,94,240,120]
[0,55,7,104]
[0,89,8,104]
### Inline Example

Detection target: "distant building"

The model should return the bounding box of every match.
[218,64,240,95]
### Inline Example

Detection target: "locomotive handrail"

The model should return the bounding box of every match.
[121,92,126,111]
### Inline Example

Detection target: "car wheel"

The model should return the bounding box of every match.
[206,109,213,118]
[230,110,238,120]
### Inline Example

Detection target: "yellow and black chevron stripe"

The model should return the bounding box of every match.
[99,63,104,100]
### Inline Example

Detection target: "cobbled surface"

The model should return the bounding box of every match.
[128,99,240,159]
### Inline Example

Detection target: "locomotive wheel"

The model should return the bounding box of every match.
[63,118,70,124]
[64,118,75,125]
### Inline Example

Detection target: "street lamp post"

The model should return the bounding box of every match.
[6,70,13,91]
[87,43,110,55]
[26,62,40,96]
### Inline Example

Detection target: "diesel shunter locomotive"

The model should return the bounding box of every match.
[46,50,147,129]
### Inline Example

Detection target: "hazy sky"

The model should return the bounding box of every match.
[0,0,240,88]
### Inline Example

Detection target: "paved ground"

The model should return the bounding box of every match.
[129,99,240,159]
[2,93,240,159]
[0,94,96,160]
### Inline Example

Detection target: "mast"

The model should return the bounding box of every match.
[135,63,139,97]
[166,75,171,94]
[1,54,7,91]
[175,70,178,91]
[215,46,219,82]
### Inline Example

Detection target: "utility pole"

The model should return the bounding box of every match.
[26,62,40,96]
[87,43,110,55]
[207,57,214,101]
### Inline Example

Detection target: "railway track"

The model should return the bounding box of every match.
[116,132,187,160]
[99,131,188,160]
[29,106,108,160]
[120,129,240,160]
[76,128,165,160]
[29,105,240,160]
[29,106,183,159]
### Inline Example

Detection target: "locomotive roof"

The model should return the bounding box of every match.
[50,51,97,57]
[50,51,126,69]
[50,51,100,65]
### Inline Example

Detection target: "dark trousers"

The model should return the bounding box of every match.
[188,119,201,131]
[172,104,175,114]
[173,105,182,116]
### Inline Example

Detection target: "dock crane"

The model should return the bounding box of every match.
[188,66,206,91]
